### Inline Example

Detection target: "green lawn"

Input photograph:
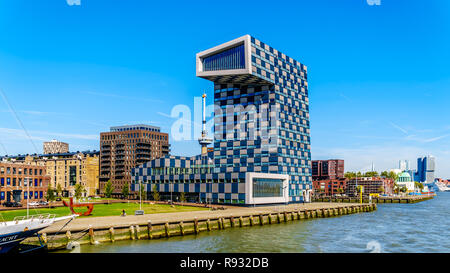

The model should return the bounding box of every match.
[0,202,208,222]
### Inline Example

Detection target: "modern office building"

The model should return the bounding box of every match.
[312,159,344,181]
[4,151,99,197]
[399,160,410,171]
[131,35,312,205]
[43,139,69,154]
[100,125,170,197]
[0,162,49,204]
[416,156,435,183]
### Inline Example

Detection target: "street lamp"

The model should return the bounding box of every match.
[282,185,288,211]
[139,180,142,210]
[26,177,30,218]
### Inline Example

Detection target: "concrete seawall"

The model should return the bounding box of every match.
[313,195,435,204]
[23,203,377,251]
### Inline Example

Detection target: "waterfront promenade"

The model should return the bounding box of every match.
[29,202,377,251]
[42,202,357,233]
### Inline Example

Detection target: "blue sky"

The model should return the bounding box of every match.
[0,0,449,177]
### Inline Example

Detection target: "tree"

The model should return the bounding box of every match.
[364,171,379,178]
[152,185,160,201]
[122,182,129,199]
[393,183,400,194]
[139,184,146,201]
[180,192,186,203]
[387,171,399,181]
[344,172,356,179]
[104,180,114,198]
[74,183,84,199]
[400,186,407,193]
[415,182,424,191]
[56,183,62,197]
[378,186,385,194]
[45,185,56,207]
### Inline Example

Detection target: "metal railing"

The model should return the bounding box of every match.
[12,213,56,224]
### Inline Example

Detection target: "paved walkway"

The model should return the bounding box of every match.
[41,202,361,234]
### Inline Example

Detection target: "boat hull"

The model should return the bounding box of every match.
[0,228,46,254]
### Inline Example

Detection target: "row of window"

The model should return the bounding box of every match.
[203,44,246,71]
[0,177,43,187]
[0,190,44,200]
[0,167,43,175]
[101,133,168,141]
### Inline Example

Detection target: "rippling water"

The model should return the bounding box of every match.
[60,192,450,253]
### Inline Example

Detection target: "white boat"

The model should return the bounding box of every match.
[0,214,77,253]
[435,181,450,192]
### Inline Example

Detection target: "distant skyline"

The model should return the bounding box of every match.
[1,1,449,178]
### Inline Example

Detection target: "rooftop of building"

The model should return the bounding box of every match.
[0,150,100,161]
[44,139,68,144]
[109,124,161,132]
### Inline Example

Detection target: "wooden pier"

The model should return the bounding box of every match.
[22,203,377,251]
[313,194,435,204]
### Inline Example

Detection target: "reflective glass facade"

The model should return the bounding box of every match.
[252,178,283,198]
[203,44,246,71]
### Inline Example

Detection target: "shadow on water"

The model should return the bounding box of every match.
[57,193,450,253]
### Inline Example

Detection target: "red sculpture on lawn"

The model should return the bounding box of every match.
[63,197,94,216]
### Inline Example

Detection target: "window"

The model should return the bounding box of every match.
[203,44,246,71]
[252,178,284,198]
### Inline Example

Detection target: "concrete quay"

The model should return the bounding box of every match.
[23,202,377,251]
[313,194,435,204]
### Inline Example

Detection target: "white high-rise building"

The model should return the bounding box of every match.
[399,160,410,171]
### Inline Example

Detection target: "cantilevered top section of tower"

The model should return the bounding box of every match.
[196,34,308,87]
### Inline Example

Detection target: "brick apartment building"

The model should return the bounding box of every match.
[99,124,170,197]
[43,139,69,154]
[312,159,344,181]
[0,162,49,204]
[346,177,394,197]
[313,178,347,196]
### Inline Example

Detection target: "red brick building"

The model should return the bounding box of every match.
[99,125,170,197]
[0,162,50,205]
[312,159,344,181]
[313,178,348,196]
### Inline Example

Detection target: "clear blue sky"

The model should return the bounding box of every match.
[0,0,449,177]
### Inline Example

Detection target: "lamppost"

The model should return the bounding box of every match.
[26,177,30,218]
[139,180,142,211]
[282,185,288,211]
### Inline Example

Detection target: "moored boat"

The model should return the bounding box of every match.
[0,214,76,253]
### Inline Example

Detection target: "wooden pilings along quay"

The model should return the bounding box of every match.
[32,203,377,251]
[313,195,434,204]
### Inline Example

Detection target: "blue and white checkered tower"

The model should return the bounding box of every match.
[196,35,313,203]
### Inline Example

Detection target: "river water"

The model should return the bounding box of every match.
[60,192,450,253]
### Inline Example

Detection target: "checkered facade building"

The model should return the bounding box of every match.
[132,35,312,204]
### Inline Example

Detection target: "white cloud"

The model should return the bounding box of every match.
[0,127,98,141]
